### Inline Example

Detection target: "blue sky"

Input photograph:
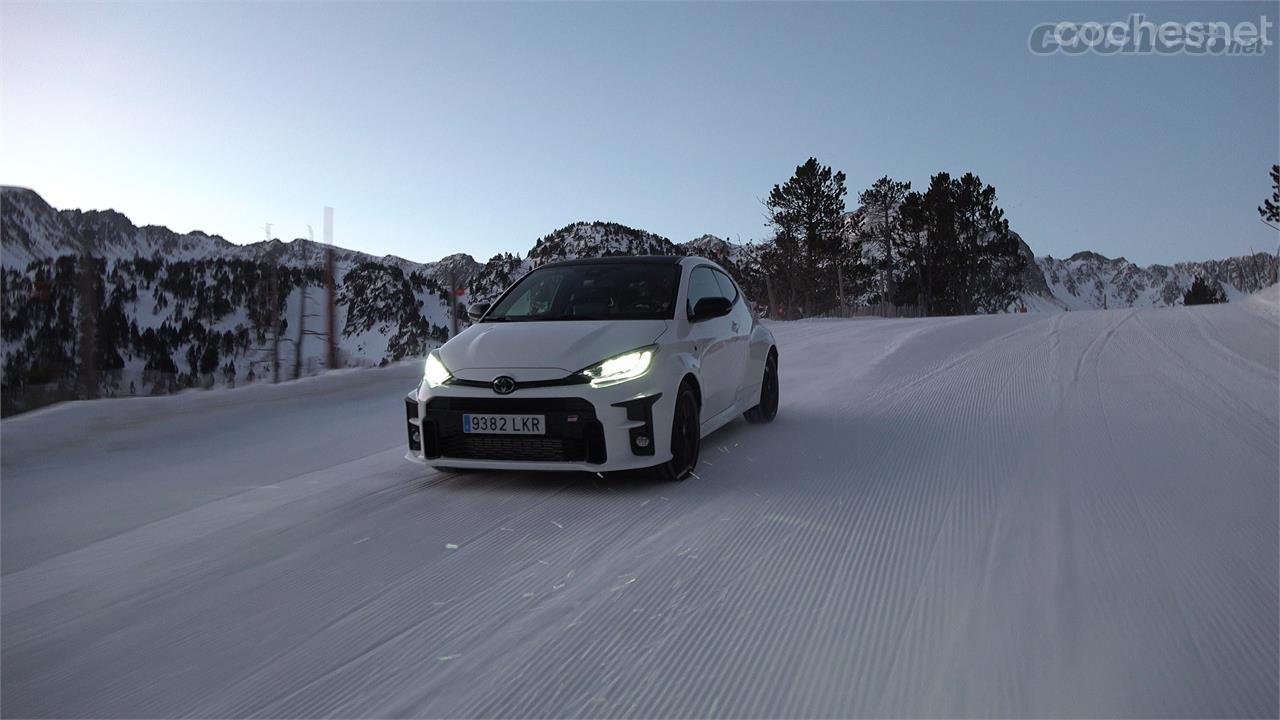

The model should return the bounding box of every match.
[3,1,1276,266]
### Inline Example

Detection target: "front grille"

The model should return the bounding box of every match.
[446,375,589,392]
[439,434,588,462]
[422,396,607,464]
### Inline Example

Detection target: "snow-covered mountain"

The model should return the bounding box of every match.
[1030,250,1277,310]
[1,187,467,278]
[464,221,680,304]
[0,187,483,412]
[2,186,1276,411]
[464,222,761,303]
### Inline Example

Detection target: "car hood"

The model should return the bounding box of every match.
[439,319,670,380]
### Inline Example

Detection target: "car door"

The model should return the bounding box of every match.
[711,268,752,407]
[685,266,736,419]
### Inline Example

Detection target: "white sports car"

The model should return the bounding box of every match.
[404,255,779,480]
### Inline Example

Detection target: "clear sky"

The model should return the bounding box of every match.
[3,1,1277,266]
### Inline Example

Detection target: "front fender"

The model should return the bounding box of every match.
[665,343,702,389]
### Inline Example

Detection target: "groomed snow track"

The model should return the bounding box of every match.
[3,291,1277,717]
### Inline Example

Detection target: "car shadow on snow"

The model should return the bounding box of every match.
[411,467,664,497]
[403,416,790,498]
[403,406,927,498]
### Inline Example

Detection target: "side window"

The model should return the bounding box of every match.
[712,269,739,305]
[687,267,723,314]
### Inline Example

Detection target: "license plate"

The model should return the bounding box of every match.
[462,413,546,435]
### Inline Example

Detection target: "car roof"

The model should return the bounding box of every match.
[536,255,688,268]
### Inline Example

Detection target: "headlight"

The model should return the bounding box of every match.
[423,352,452,388]
[580,346,656,388]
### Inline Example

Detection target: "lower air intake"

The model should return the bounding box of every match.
[439,434,588,462]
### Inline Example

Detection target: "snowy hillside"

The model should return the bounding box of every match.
[0,187,483,411]
[3,290,1275,717]
[4,186,1276,412]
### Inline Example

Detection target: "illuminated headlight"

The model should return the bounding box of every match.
[580,346,655,388]
[423,352,452,388]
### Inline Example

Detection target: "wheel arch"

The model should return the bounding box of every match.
[749,323,777,371]
[679,372,701,408]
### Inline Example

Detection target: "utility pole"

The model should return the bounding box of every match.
[324,207,337,370]
[294,227,311,380]
[836,265,845,316]
[76,228,98,399]
[265,223,280,384]
[447,269,459,338]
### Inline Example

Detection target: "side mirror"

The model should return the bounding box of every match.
[467,302,491,321]
[690,296,733,322]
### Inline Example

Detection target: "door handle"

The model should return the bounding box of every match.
[731,321,740,333]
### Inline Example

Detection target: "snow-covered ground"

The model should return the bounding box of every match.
[2,290,1276,717]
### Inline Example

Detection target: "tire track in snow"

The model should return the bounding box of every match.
[1128,312,1276,459]
[1089,309,1278,716]
[1087,310,1229,713]
[3,306,1275,718]
[869,312,1065,715]
[1186,308,1278,380]
[205,476,641,717]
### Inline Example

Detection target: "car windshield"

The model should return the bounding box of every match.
[483,262,681,321]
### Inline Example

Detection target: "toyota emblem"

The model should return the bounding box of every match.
[492,376,517,395]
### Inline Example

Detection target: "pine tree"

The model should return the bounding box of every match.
[1183,276,1227,305]
[763,158,851,316]
[895,172,1024,315]
[953,173,1024,314]
[758,229,801,318]
[896,173,954,314]
[856,177,911,303]
[1259,164,1280,226]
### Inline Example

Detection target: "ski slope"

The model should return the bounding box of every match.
[2,290,1277,718]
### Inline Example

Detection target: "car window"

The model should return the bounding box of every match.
[500,271,564,317]
[686,267,725,313]
[712,269,739,304]
[485,263,681,321]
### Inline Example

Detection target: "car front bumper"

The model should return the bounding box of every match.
[403,378,676,473]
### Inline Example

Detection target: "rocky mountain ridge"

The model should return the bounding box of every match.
[2,186,1275,411]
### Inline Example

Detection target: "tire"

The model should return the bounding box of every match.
[744,350,779,424]
[653,382,701,482]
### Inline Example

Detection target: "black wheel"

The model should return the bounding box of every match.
[744,350,779,424]
[653,382,701,481]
